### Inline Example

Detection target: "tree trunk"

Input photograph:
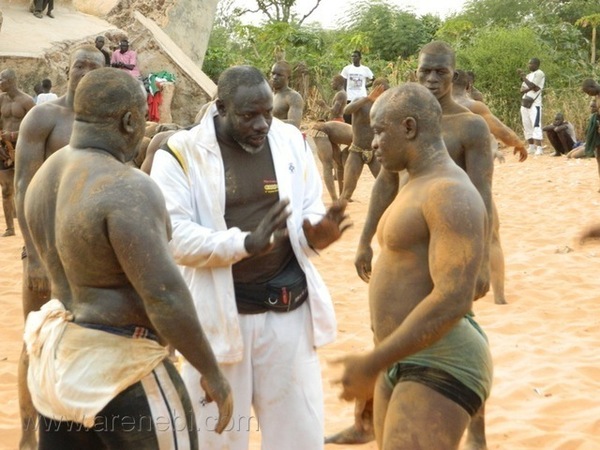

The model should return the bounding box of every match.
[592,26,597,64]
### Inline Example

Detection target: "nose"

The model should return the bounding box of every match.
[371,135,379,151]
[253,115,270,133]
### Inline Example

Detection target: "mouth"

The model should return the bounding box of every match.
[248,135,267,146]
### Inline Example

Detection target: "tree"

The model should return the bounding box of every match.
[238,0,324,25]
[576,13,600,63]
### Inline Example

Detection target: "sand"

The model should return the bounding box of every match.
[1,148,600,449]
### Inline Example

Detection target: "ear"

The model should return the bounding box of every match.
[122,111,135,133]
[215,98,226,117]
[404,117,418,139]
[452,71,459,81]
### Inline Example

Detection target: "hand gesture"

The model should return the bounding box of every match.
[331,353,378,402]
[513,145,527,162]
[354,242,373,283]
[200,371,233,434]
[302,199,352,250]
[245,200,291,255]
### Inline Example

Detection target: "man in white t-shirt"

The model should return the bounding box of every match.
[341,51,373,124]
[35,79,58,105]
[518,57,545,155]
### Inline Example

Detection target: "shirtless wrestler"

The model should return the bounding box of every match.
[328,41,494,450]
[271,60,304,128]
[333,82,493,450]
[14,45,105,450]
[340,77,390,201]
[454,68,528,305]
[23,67,232,449]
[319,74,348,122]
[310,120,353,201]
[0,69,35,237]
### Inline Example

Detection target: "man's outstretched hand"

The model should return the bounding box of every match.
[303,200,352,250]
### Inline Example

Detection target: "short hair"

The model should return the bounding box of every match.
[453,69,469,88]
[120,39,129,45]
[332,74,345,86]
[74,68,145,122]
[71,45,104,64]
[419,41,456,68]
[352,50,362,58]
[95,36,105,42]
[217,65,268,104]
[582,78,598,90]
[0,69,16,81]
[272,60,292,76]
[530,57,540,65]
[373,77,389,88]
[41,78,52,89]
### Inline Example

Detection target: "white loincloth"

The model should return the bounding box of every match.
[25,299,168,428]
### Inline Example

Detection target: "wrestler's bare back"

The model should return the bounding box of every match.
[369,166,485,344]
[24,147,171,340]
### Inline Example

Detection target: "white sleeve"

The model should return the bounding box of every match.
[150,149,250,269]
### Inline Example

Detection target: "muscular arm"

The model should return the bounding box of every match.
[463,116,493,299]
[355,168,399,282]
[109,175,232,431]
[330,91,347,120]
[15,108,56,289]
[284,92,304,129]
[472,101,525,149]
[368,182,485,371]
[344,97,372,116]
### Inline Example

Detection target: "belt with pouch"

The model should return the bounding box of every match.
[234,257,308,314]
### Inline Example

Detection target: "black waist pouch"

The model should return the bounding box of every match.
[235,257,308,314]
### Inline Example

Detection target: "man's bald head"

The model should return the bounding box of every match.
[419,41,456,68]
[74,68,146,123]
[374,83,442,137]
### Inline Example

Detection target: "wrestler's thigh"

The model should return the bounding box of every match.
[373,371,392,449]
[381,381,469,450]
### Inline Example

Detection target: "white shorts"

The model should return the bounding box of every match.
[521,105,543,141]
[181,302,324,450]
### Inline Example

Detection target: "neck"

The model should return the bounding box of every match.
[408,141,452,177]
[70,122,126,162]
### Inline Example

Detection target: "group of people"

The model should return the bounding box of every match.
[3,36,600,450]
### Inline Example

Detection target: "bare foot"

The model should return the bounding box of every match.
[2,228,15,237]
[324,424,375,445]
[494,297,507,305]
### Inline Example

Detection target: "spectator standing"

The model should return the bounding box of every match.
[341,51,373,124]
[518,57,545,156]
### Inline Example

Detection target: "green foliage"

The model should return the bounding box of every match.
[457,26,560,130]
[203,0,600,133]
[343,1,439,61]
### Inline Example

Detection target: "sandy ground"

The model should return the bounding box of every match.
[0,3,113,57]
[1,147,600,449]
